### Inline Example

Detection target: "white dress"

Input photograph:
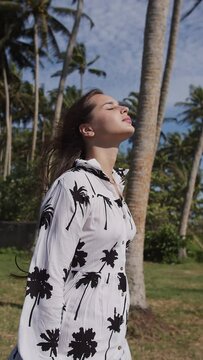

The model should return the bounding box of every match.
[8,158,136,360]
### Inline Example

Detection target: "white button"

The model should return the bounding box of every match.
[123,214,126,219]
[120,267,123,271]
[121,292,124,296]
[118,345,122,350]
[122,241,125,244]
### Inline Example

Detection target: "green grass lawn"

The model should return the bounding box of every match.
[0,249,203,360]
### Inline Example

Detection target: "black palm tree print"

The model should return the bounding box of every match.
[74,272,101,320]
[97,194,113,230]
[114,167,127,185]
[72,240,87,268]
[99,242,118,272]
[66,181,90,231]
[72,164,110,182]
[39,197,54,229]
[117,272,127,293]
[114,198,123,208]
[37,328,59,359]
[126,240,130,249]
[105,307,124,360]
[26,266,53,327]
[67,327,98,360]
[84,173,96,195]
[63,268,70,283]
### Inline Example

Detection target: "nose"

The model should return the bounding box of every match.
[120,105,129,114]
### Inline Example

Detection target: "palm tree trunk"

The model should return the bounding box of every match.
[104,330,113,360]
[8,114,12,173]
[66,202,77,230]
[80,72,83,94]
[154,0,183,154]
[3,63,11,180]
[31,20,39,162]
[178,125,203,259]
[29,294,39,327]
[52,0,83,137]
[74,283,89,320]
[125,0,170,309]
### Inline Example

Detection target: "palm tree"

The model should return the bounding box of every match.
[37,328,60,358]
[48,85,81,114]
[52,0,94,136]
[154,0,183,154]
[99,242,118,272]
[105,307,123,360]
[26,266,53,327]
[176,86,203,258]
[66,181,90,230]
[39,197,54,229]
[23,0,71,162]
[147,130,202,232]
[74,272,101,320]
[71,240,87,268]
[67,327,98,359]
[97,194,112,230]
[125,0,170,309]
[123,91,139,125]
[54,43,106,94]
[0,1,34,179]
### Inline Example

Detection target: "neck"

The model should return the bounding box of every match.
[85,146,119,180]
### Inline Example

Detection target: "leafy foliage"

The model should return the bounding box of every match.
[0,161,42,221]
[144,224,188,264]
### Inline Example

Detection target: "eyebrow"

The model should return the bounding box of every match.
[101,101,119,107]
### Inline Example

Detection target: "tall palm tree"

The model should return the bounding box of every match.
[176,86,203,258]
[23,0,71,161]
[0,0,34,179]
[52,0,94,136]
[125,0,170,309]
[154,0,183,154]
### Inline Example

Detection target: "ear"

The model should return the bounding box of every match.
[79,123,95,138]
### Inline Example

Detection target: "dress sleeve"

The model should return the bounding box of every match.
[12,175,91,360]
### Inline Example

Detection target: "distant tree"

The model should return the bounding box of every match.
[65,43,106,93]
[23,0,70,161]
[52,0,94,136]
[0,0,34,179]
[175,86,203,258]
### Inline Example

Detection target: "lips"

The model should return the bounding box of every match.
[123,116,132,124]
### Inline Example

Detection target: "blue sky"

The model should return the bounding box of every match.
[24,0,203,151]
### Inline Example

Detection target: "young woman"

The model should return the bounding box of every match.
[9,89,136,360]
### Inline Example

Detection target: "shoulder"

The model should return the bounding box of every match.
[55,168,90,191]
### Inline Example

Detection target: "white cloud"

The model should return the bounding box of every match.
[38,0,203,112]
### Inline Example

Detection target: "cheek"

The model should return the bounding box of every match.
[92,116,114,133]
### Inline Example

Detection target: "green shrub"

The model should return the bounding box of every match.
[144,224,184,264]
[195,250,203,263]
[0,161,42,221]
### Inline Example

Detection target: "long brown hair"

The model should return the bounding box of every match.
[44,89,103,186]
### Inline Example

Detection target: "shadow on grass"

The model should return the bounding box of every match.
[0,301,22,310]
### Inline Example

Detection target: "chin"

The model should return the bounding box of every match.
[121,127,135,140]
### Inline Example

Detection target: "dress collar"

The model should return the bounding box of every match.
[73,158,129,188]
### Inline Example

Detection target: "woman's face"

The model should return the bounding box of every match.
[80,93,135,146]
